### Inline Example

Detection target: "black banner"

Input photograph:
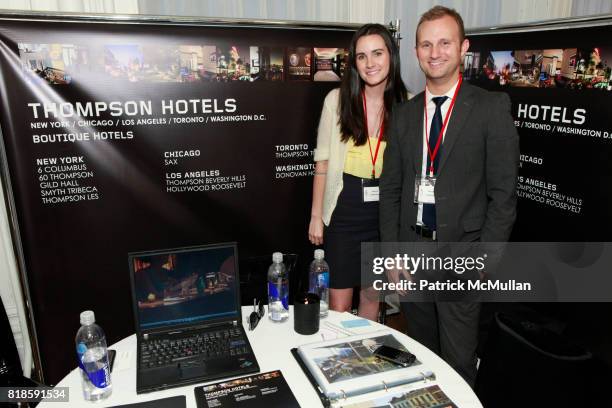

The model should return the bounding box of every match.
[464,23,612,241]
[0,16,354,383]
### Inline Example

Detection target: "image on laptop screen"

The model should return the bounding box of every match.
[130,244,239,330]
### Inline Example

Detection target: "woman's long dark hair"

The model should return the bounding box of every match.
[339,24,408,145]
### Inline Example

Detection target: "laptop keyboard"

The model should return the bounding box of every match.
[140,328,249,369]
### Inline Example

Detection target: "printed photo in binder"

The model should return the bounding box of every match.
[313,334,419,383]
[296,331,436,404]
[342,384,457,408]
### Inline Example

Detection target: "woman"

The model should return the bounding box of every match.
[308,24,407,320]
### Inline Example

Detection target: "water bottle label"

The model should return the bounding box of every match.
[268,281,278,298]
[86,364,111,389]
[310,271,329,298]
[78,344,111,389]
[318,271,329,289]
[268,282,289,310]
[80,354,111,389]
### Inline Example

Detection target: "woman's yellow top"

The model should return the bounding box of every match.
[343,137,386,179]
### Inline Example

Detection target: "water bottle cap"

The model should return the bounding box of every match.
[272,252,283,263]
[314,249,324,260]
[80,310,95,325]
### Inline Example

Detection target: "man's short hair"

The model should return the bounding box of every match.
[416,6,465,43]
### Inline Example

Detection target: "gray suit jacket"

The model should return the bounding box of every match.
[380,82,519,242]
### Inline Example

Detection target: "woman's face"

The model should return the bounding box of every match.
[355,34,390,88]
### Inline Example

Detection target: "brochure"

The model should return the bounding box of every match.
[194,370,300,408]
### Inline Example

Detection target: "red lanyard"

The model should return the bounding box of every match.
[362,91,385,179]
[424,75,462,177]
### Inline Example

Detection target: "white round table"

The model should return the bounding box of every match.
[40,307,483,407]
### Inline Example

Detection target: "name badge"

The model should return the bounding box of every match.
[362,178,379,202]
[414,175,436,204]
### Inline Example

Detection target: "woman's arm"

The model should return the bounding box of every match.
[308,160,328,245]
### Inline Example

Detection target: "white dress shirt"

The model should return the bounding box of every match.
[417,79,460,226]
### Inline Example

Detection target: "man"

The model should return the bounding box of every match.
[380,6,519,386]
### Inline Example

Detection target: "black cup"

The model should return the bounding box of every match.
[294,292,320,335]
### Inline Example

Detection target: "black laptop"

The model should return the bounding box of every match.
[128,243,259,394]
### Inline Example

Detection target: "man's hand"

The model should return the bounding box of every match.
[386,267,411,296]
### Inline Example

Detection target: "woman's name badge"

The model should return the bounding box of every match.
[414,175,436,204]
[362,178,379,202]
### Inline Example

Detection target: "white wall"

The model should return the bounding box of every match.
[0,181,32,376]
[137,0,385,24]
[0,0,138,13]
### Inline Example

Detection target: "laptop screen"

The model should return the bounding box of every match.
[129,243,240,331]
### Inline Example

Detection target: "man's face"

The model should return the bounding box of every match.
[415,15,469,84]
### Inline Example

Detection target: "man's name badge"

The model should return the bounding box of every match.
[362,178,379,202]
[414,175,436,204]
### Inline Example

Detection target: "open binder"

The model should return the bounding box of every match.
[291,331,438,407]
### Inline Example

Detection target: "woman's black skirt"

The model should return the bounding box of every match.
[324,173,379,289]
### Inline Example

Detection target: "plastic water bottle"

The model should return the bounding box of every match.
[75,310,112,401]
[267,252,289,322]
[309,249,330,317]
